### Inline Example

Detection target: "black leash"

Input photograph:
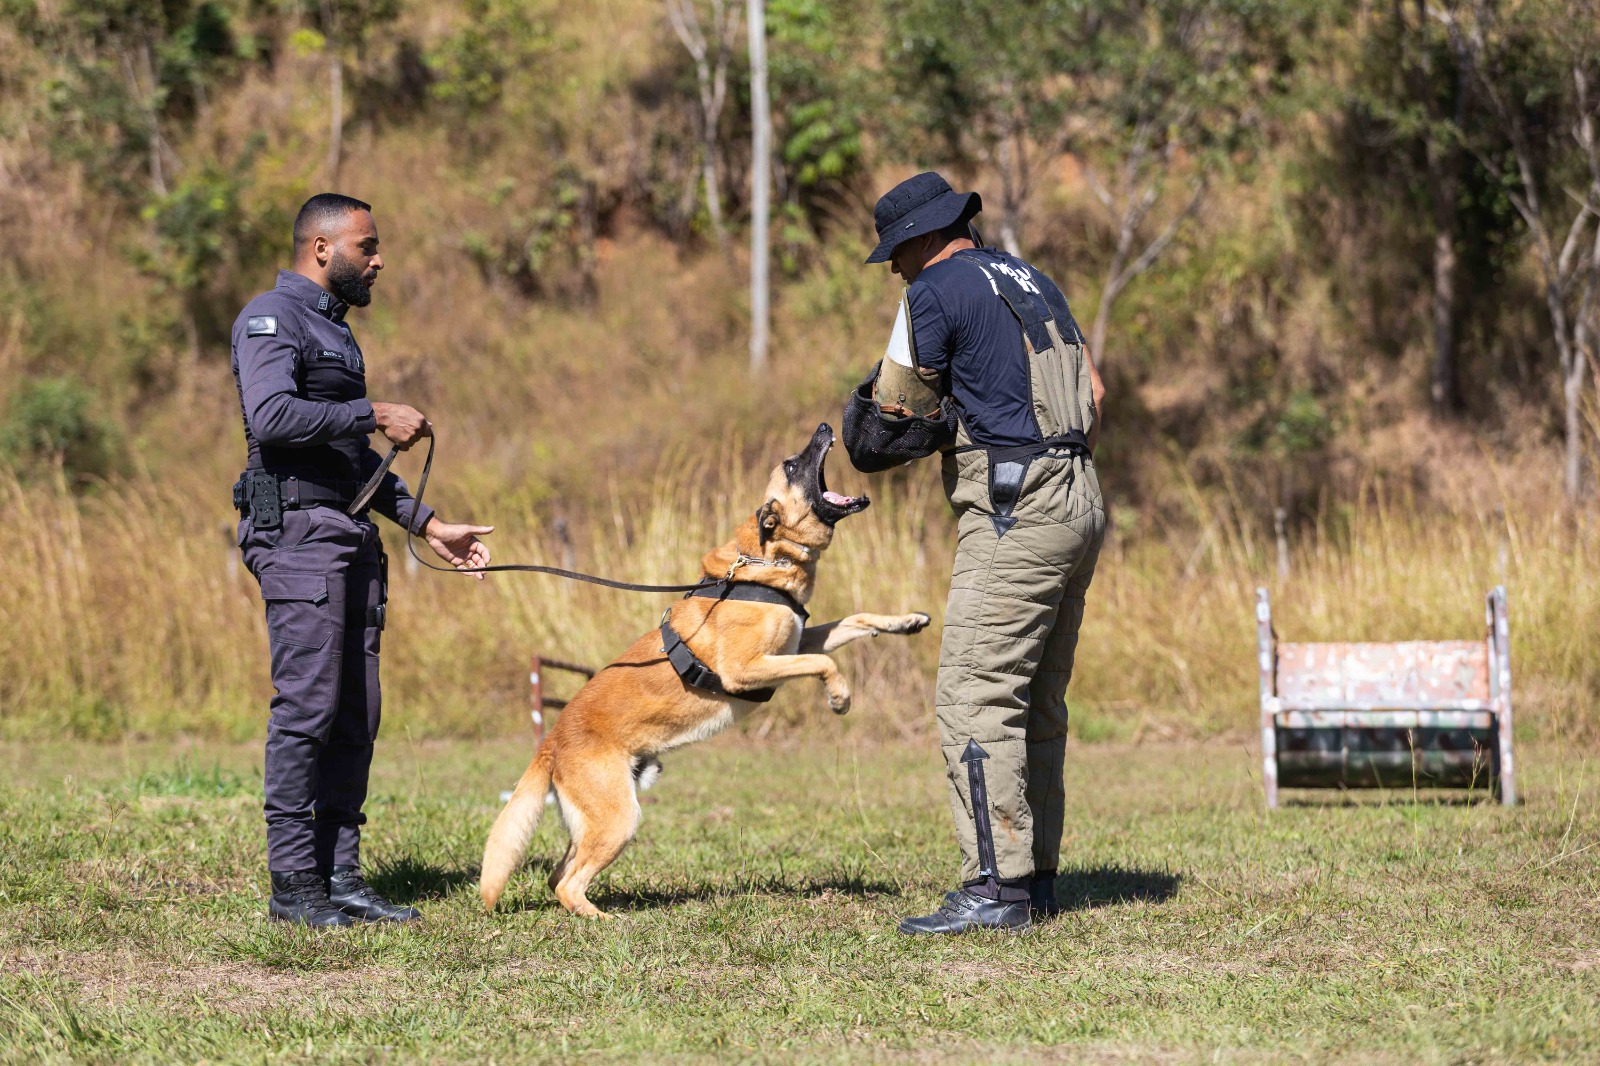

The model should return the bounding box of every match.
[361,434,721,593]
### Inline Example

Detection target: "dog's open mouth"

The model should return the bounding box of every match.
[811,425,870,523]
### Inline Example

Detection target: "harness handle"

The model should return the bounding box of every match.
[389,435,722,593]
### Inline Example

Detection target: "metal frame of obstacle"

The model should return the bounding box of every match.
[528,655,596,742]
[1256,586,1515,808]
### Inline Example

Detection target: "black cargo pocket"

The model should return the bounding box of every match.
[259,570,332,656]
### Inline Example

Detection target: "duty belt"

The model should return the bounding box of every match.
[233,469,364,530]
[659,580,810,703]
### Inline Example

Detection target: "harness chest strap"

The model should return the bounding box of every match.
[659,580,810,702]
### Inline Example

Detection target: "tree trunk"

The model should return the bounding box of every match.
[1401,0,1464,413]
[129,41,168,196]
[700,107,725,243]
[1427,40,1467,413]
[321,0,342,185]
[995,124,1025,257]
[1564,357,1584,501]
[665,0,735,247]
[1088,282,1114,370]
[1089,234,1131,369]
[674,141,700,240]
[327,55,343,185]
[747,0,770,374]
[1428,186,1460,411]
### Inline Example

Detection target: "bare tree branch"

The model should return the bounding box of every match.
[1120,180,1208,288]
[664,0,740,244]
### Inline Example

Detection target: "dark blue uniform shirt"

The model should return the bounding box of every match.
[231,270,432,533]
[908,248,1083,449]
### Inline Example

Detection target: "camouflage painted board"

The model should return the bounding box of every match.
[1256,587,1515,807]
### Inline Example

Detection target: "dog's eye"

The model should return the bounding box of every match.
[784,459,797,474]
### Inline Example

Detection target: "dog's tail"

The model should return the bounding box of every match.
[480,745,556,911]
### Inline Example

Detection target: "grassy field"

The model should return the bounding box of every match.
[2,736,1597,1064]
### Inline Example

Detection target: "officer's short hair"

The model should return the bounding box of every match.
[293,193,373,253]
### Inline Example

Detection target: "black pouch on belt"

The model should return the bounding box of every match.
[246,471,283,531]
[368,548,388,631]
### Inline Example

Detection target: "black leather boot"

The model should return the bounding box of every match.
[327,865,421,923]
[1030,870,1060,918]
[269,871,356,927]
[899,886,1031,935]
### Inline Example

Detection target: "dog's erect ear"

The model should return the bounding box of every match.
[756,500,781,546]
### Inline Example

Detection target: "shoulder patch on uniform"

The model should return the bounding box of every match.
[246,315,278,337]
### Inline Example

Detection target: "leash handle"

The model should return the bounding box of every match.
[400,433,721,593]
[348,443,402,516]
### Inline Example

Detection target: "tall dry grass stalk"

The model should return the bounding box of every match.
[2,451,1596,745]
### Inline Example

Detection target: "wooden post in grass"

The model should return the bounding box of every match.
[530,655,545,743]
[529,655,598,745]
[1274,507,1289,579]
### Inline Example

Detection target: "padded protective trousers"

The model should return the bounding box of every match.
[241,506,386,873]
[937,449,1105,882]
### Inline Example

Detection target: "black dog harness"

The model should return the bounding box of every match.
[660,581,810,703]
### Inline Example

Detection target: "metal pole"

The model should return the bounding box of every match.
[1257,588,1279,809]
[747,0,770,373]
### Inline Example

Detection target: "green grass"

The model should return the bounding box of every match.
[2,736,1597,1064]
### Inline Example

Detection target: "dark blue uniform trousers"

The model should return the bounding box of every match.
[241,506,385,873]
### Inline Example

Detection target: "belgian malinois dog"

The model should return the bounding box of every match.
[480,424,930,917]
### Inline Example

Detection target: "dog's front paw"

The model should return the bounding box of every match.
[901,612,932,634]
[827,684,853,715]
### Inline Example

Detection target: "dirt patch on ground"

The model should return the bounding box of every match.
[3,948,405,1016]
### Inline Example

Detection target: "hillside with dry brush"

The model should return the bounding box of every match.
[2,0,1599,742]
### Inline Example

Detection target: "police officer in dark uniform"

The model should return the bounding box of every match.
[232,193,494,926]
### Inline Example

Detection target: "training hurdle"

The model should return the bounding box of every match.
[528,654,596,742]
[1256,586,1514,807]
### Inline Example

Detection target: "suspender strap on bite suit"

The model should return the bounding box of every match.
[951,250,1057,354]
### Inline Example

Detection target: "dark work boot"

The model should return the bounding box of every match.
[1030,870,1060,918]
[327,865,421,923]
[899,886,1031,935]
[269,871,356,927]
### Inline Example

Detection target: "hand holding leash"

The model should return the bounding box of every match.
[421,516,495,580]
[386,432,721,593]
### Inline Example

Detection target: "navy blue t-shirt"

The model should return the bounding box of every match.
[907,248,1081,448]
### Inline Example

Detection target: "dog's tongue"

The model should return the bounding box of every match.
[823,491,855,506]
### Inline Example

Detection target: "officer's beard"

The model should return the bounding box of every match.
[326,251,375,308]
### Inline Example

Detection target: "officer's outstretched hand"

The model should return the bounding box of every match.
[373,402,432,450]
[423,517,494,580]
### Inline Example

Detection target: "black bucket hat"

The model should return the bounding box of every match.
[864,171,982,264]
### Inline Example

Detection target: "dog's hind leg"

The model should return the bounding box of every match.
[547,840,576,895]
[551,757,640,919]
